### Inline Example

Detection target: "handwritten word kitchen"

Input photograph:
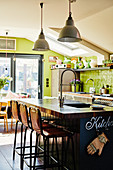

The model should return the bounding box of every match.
[85,116,113,131]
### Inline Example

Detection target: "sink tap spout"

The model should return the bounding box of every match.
[59,68,76,107]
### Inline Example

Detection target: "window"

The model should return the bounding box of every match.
[0,57,11,91]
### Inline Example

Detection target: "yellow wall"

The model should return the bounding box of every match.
[0,37,64,96]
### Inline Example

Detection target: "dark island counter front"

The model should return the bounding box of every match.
[17,98,113,170]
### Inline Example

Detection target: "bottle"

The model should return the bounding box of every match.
[106,85,109,94]
[101,85,107,94]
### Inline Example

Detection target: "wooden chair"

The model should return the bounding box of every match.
[0,101,8,132]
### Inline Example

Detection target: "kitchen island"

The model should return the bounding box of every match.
[18,98,113,170]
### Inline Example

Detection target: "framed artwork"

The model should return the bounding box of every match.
[48,56,58,62]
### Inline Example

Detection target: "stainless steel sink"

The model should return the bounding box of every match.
[64,102,90,108]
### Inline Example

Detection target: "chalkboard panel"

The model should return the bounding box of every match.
[80,116,113,170]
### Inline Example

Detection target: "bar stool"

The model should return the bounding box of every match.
[30,106,76,170]
[19,103,56,170]
[11,100,22,160]
[19,102,30,169]
[12,101,31,169]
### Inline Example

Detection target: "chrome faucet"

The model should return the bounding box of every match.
[86,78,95,93]
[59,68,76,108]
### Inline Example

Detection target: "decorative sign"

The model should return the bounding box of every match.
[80,116,113,170]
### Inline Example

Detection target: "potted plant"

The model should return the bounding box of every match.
[70,79,81,92]
[0,75,13,98]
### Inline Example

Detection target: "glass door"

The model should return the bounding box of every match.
[15,57,42,99]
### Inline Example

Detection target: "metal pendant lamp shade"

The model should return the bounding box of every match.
[58,0,82,42]
[32,3,50,51]
[33,30,50,51]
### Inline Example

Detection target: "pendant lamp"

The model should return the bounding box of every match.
[32,3,50,51]
[58,0,82,42]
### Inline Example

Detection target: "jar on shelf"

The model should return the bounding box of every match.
[90,59,97,68]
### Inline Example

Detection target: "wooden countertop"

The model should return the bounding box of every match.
[17,98,113,119]
[63,92,113,101]
[62,92,92,98]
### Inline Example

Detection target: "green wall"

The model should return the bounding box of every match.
[0,37,64,97]
[43,51,64,96]
[80,69,113,94]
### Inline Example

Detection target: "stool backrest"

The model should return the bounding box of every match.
[0,102,8,112]
[19,103,29,127]
[11,100,20,120]
[30,107,42,134]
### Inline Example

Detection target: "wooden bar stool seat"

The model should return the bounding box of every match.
[33,122,56,132]
[42,127,72,137]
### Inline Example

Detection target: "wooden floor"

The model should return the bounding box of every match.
[0,119,43,170]
[0,120,66,170]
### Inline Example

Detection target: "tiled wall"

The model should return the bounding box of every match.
[80,69,113,94]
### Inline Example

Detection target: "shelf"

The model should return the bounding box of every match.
[74,66,113,72]
[51,66,113,71]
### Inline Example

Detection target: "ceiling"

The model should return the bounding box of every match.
[0,0,113,57]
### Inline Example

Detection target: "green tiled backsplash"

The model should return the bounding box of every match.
[80,69,113,94]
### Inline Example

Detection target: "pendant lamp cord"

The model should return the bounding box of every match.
[40,3,43,33]
[5,31,8,71]
[69,0,72,17]
[69,0,76,18]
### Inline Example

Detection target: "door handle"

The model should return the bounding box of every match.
[38,85,41,93]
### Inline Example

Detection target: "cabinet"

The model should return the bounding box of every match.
[51,69,80,97]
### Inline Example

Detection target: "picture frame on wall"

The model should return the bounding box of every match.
[48,56,58,62]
